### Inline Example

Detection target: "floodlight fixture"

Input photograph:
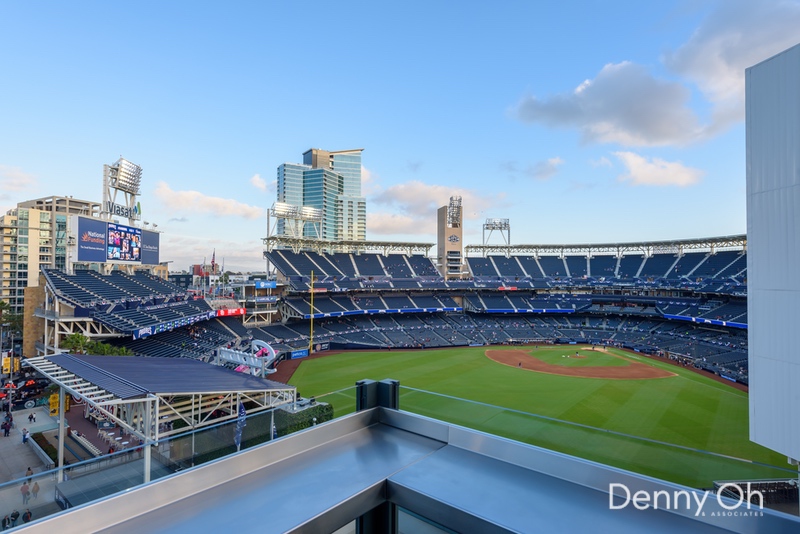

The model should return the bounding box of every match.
[483,218,510,231]
[110,158,142,194]
[272,202,299,218]
[300,206,323,222]
[447,196,462,227]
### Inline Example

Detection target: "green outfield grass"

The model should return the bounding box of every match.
[288,346,791,487]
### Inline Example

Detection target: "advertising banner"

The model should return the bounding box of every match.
[77,217,107,262]
[254,280,277,289]
[141,229,160,265]
[217,308,246,317]
[132,326,153,340]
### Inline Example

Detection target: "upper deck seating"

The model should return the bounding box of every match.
[537,256,566,278]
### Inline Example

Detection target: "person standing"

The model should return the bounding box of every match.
[9,510,18,527]
[2,514,10,530]
[20,482,29,504]
[25,467,32,482]
[31,481,39,500]
[21,428,28,444]
[21,510,31,524]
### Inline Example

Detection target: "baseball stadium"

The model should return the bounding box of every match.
[13,192,796,530]
[6,47,800,530]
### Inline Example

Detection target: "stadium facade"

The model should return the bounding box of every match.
[276,148,366,241]
[746,42,800,465]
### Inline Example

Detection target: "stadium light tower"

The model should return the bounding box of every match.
[102,157,143,225]
[483,218,511,246]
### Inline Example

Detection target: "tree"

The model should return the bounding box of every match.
[61,334,133,356]
[61,333,89,354]
[0,306,23,357]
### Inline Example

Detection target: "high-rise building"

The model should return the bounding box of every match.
[276,148,366,241]
[0,196,100,313]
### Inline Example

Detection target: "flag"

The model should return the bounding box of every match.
[211,249,216,274]
[234,401,247,450]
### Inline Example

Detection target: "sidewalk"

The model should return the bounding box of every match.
[0,406,62,528]
[0,406,58,483]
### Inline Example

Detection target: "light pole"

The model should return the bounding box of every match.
[0,322,9,414]
[7,327,14,414]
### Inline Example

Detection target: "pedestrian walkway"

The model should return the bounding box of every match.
[0,407,58,483]
[0,406,62,529]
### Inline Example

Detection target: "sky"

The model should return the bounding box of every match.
[1,1,799,273]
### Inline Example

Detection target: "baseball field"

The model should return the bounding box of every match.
[287,345,793,488]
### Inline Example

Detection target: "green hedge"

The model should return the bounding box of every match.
[273,403,334,437]
[188,403,333,466]
[32,432,58,463]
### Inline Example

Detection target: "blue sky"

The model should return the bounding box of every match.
[1,1,798,272]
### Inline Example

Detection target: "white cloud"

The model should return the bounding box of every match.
[154,181,264,219]
[367,212,428,236]
[528,157,564,180]
[0,165,37,199]
[162,233,265,273]
[361,165,381,196]
[663,0,800,129]
[514,1,800,146]
[368,180,507,235]
[516,61,703,146]
[613,151,704,187]
[250,174,267,191]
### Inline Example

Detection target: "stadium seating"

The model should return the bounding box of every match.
[564,256,588,278]
[638,254,678,279]
[537,256,566,278]
[588,255,617,278]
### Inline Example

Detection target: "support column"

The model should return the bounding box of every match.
[356,501,396,534]
[143,399,152,483]
[56,386,66,482]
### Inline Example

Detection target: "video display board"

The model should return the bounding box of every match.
[107,222,141,262]
[74,216,161,265]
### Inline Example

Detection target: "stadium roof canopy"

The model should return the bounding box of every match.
[466,234,747,257]
[263,235,434,255]
[24,354,295,441]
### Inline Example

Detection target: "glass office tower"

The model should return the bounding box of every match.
[277,148,366,241]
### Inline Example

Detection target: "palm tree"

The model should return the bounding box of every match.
[61,333,89,354]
